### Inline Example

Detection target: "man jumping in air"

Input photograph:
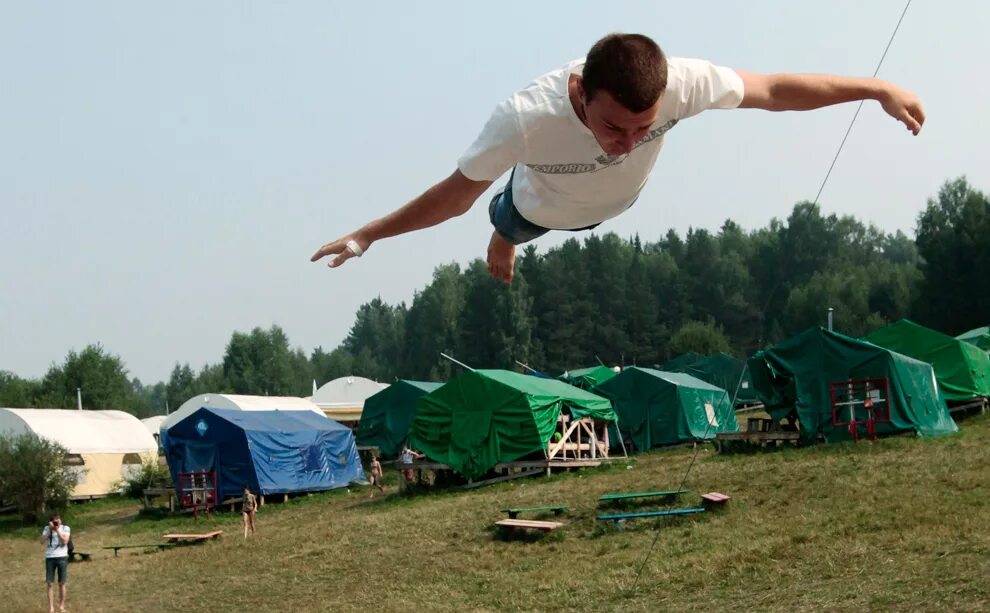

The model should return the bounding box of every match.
[312,33,924,283]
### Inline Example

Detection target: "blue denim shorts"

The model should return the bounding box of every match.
[45,556,68,584]
[488,169,603,245]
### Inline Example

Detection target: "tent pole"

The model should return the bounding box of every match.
[440,353,475,372]
[730,362,748,408]
[514,360,539,375]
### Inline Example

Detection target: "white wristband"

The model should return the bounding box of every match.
[345,240,364,257]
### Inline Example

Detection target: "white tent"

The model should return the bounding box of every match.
[160,394,325,433]
[141,415,167,443]
[311,376,387,423]
[0,409,158,499]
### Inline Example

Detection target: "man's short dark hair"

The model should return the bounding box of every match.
[582,33,667,112]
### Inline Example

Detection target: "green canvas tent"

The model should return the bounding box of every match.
[356,380,442,459]
[748,327,957,443]
[593,367,738,451]
[957,326,990,352]
[663,352,760,406]
[559,365,619,390]
[661,352,701,373]
[408,369,616,479]
[865,319,990,402]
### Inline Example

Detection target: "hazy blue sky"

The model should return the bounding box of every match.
[2,1,988,384]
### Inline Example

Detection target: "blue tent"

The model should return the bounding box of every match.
[162,407,365,499]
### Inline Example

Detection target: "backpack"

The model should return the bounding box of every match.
[67,535,74,557]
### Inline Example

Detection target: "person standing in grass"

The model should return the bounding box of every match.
[242,484,258,539]
[40,513,69,613]
[368,455,385,498]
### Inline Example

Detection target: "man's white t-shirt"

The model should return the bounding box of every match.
[457,57,745,230]
[42,525,70,558]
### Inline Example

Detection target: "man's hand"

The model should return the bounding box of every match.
[737,71,925,135]
[878,83,925,135]
[310,233,371,269]
[309,170,492,273]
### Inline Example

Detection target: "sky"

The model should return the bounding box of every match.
[2,1,988,384]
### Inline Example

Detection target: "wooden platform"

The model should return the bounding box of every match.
[163,530,223,543]
[495,519,564,534]
[701,492,731,507]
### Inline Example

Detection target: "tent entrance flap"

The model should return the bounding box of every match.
[830,378,891,441]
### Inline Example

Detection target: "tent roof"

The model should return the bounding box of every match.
[184,407,343,433]
[476,369,615,415]
[559,365,619,389]
[162,394,323,432]
[311,376,388,408]
[957,326,990,350]
[632,368,727,392]
[141,415,167,434]
[397,380,444,394]
[0,408,158,454]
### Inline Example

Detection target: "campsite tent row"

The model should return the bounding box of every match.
[0,408,158,499]
[357,367,740,478]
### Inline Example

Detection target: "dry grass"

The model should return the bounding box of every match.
[2,414,988,612]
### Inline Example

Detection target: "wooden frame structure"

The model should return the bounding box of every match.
[396,413,622,490]
[545,414,614,462]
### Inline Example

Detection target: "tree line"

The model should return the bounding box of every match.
[1,177,987,415]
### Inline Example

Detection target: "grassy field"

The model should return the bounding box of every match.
[2,414,988,612]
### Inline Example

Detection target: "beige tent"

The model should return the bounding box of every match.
[160,394,325,433]
[0,409,158,499]
[141,415,167,446]
[311,376,387,423]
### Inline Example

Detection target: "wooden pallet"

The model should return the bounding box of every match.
[162,530,223,543]
[495,519,564,535]
[701,492,731,507]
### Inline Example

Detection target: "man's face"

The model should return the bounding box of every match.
[578,80,662,156]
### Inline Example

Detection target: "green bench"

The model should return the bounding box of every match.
[102,543,175,557]
[598,489,688,503]
[597,507,706,526]
[501,505,568,519]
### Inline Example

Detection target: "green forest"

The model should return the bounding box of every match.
[2,177,987,416]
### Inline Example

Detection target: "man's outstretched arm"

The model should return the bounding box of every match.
[311,169,493,268]
[735,71,925,135]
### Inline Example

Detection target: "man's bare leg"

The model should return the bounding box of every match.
[487,230,516,283]
[47,583,54,613]
[58,583,66,612]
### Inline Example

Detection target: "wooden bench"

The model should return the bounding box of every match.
[597,507,706,526]
[102,543,175,557]
[162,530,223,543]
[495,519,564,536]
[701,492,731,508]
[598,489,688,503]
[69,551,92,562]
[501,505,568,519]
